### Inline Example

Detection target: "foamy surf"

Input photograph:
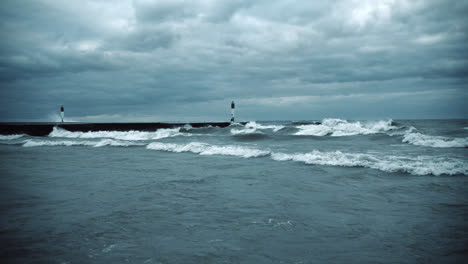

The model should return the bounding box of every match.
[402,131,468,148]
[23,139,142,147]
[230,121,284,135]
[0,134,25,140]
[244,121,284,132]
[295,119,397,136]
[48,127,188,141]
[271,151,467,176]
[147,142,270,158]
[146,141,466,176]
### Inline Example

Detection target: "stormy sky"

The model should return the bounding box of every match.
[1,0,467,122]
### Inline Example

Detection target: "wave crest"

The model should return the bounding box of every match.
[147,141,466,176]
[271,151,467,176]
[402,131,468,148]
[23,139,142,147]
[147,142,270,158]
[0,134,25,140]
[230,121,284,135]
[295,119,397,136]
[49,127,187,141]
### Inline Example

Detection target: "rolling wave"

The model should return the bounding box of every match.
[294,119,397,136]
[23,139,142,147]
[271,151,467,176]
[245,121,284,132]
[146,141,467,176]
[230,121,284,135]
[48,127,188,141]
[402,131,468,148]
[180,125,217,134]
[147,142,270,158]
[0,134,26,140]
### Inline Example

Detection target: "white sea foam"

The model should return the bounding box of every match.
[245,121,284,132]
[147,142,270,158]
[402,131,468,148]
[230,121,284,135]
[102,244,116,253]
[23,139,141,147]
[49,127,187,141]
[230,127,260,135]
[271,151,467,176]
[295,119,397,136]
[0,134,25,140]
[146,141,466,176]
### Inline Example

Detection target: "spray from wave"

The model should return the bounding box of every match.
[295,119,397,136]
[48,127,188,141]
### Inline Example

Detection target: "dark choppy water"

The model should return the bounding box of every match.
[1,119,467,263]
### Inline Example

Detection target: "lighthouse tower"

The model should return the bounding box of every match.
[230,101,235,122]
[60,105,64,123]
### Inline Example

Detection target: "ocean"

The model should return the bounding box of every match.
[1,119,467,263]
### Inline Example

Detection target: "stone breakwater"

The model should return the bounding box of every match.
[0,122,242,136]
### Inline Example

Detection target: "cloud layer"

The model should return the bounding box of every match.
[1,0,467,121]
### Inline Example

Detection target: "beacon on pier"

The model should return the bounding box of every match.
[60,105,64,123]
[230,101,235,122]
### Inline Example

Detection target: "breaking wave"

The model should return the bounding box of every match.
[295,119,397,136]
[245,121,284,132]
[180,125,216,134]
[271,151,467,176]
[402,131,468,148]
[22,139,142,147]
[231,121,284,135]
[146,141,466,176]
[147,142,270,158]
[0,134,25,140]
[48,127,187,141]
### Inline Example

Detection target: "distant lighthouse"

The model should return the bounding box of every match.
[230,101,235,122]
[60,105,64,123]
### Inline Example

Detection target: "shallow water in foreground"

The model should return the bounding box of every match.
[1,119,467,263]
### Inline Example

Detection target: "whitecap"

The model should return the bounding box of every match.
[295,118,397,136]
[245,121,284,132]
[402,131,468,148]
[147,142,270,158]
[23,139,141,147]
[230,121,284,135]
[48,127,187,141]
[271,151,467,176]
[230,127,260,135]
[146,141,466,176]
[0,134,25,140]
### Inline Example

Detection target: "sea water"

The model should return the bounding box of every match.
[0,119,467,263]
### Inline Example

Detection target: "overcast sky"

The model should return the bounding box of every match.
[1,0,467,122]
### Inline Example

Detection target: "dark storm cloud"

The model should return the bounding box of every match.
[0,0,467,121]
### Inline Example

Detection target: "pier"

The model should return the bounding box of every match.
[0,122,242,136]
